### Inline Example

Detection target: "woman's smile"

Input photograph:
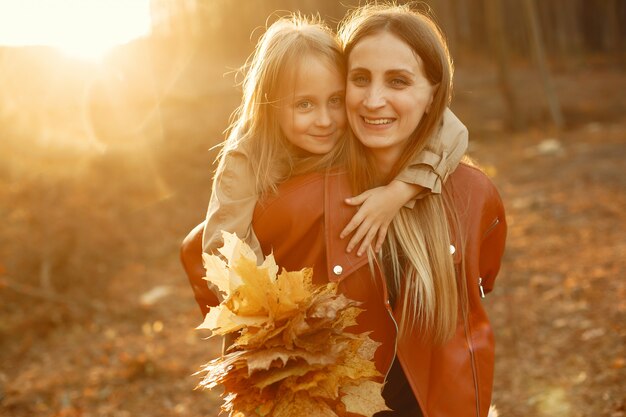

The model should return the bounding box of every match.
[346,31,435,171]
[362,117,395,126]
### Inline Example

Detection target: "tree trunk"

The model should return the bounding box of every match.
[456,0,473,43]
[604,0,621,58]
[485,0,524,130]
[523,0,564,129]
[434,0,458,59]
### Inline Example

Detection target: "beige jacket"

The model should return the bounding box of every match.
[202,108,468,259]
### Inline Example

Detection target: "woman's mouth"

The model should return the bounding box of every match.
[362,117,394,125]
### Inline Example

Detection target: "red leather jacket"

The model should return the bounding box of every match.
[181,163,506,417]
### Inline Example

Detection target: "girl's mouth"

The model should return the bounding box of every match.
[311,131,336,138]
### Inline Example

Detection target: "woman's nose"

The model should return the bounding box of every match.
[363,85,385,110]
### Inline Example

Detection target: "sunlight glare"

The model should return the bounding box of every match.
[0,0,151,60]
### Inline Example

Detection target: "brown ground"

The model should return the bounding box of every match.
[0,55,624,417]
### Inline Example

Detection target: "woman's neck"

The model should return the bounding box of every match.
[369,147,403,180]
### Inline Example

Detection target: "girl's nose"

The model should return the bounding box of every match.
[315,106,332,127]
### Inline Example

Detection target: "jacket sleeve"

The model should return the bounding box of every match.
[202,149,264,260]
[394,108,468,207]
[478,182,507,294]
[182,149,263,317]
[181,221,217,316]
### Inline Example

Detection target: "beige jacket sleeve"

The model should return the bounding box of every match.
[395,108,468,205]
[202,148,264,261]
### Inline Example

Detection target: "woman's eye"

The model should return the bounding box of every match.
[390,78,409,88]
[350,75,369,86]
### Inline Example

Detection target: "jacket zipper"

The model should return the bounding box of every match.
[383,300,399,382]
[377,267,427,416]
[376,258,399,383]
[477,217,500,301]
[463,310,481,416]
[482,217,500,239]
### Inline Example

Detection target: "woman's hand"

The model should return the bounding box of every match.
[340,180,425,256]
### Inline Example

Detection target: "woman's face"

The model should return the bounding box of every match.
[346,31,435,168]
[277,55,346,155]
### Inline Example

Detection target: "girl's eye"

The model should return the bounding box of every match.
[329,96,344,107]
[296,101,313,110]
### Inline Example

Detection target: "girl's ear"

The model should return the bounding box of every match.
[425,83,439,114]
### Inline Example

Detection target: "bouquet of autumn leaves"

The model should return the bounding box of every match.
[195,232,390,417]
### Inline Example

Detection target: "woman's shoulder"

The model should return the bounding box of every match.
[448,161,504,216]
[449,161,498,192]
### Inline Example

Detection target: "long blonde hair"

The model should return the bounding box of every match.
[221,13,345,196]
[338,3,462,344]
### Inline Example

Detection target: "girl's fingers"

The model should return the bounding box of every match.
[374,226,388,253]
[356,228,378,257]
[344,190,371,206]
[340,213,364,239]
[346,221,371,253]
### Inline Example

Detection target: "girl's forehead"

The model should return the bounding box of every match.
[276,55,345,99]
[281,53,343,84]
[299,52,341,71]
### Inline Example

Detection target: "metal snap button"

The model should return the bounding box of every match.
[449,244,456,255]
[333,265,343,276]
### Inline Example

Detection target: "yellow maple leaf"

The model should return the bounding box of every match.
[201,252,230,299]
[195,350,247,390]
[355,334,381,362]
[260,253,279,283]
[292,328,336,352]
[335,341,381,382]
[272,391,339,417]
[303,370,342,400]
[273,268,313,316]
[228,256,279,317]
[219,231,258,266]
[245,346,340,375]
[309,292,355,320]
[334,306,364,330]
[230,319,292,351]
[340,381,390,416]
[249,359,320,390]
[196,303,267,334]
[281,370,329,394]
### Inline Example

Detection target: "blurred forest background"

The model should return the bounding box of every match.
[0,0,624,416]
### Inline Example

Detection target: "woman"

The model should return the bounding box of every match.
[182,4,505,417]
[334,5,506,416]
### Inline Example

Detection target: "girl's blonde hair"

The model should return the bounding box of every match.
[338,3,463,344]
[222,13,345,196]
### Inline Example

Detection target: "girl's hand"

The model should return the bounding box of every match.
[340,181,425,256]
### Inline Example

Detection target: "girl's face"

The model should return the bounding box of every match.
[346,31,435,169]
[277,55,346,155]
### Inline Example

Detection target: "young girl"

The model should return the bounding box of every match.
[187,13,468,314]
